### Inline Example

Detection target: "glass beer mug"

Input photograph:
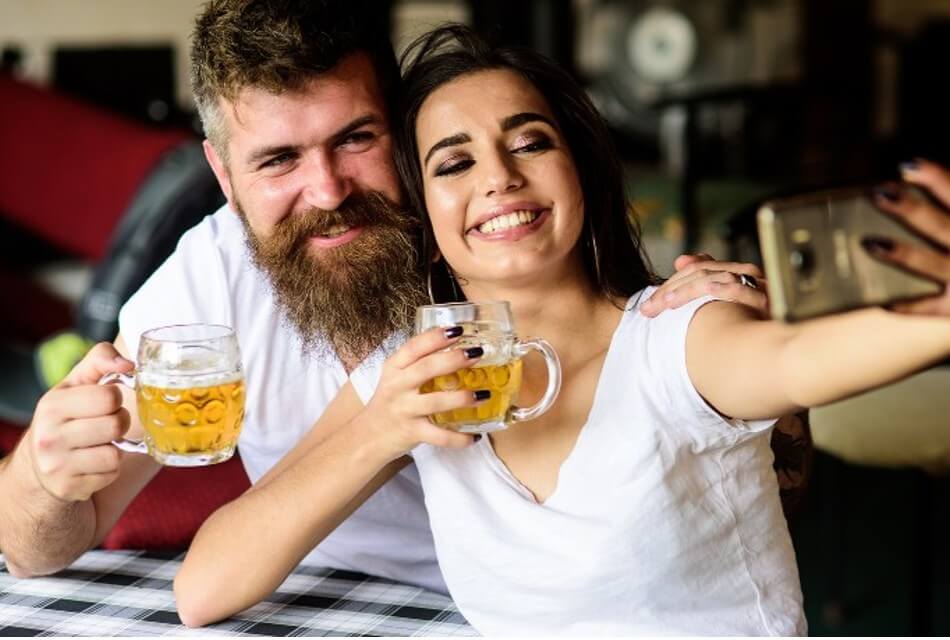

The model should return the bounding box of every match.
[415,301,561,434]
[100,324,245,466]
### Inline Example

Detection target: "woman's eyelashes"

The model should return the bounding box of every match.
[432,133,555,178]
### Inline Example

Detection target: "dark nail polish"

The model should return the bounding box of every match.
[444,326,463,339]
[473,434,483,442]
[861,236,895,256]
[464,346,484,359]
[899,160,919,173]
[473,389,491,401]
[874,185,901,202]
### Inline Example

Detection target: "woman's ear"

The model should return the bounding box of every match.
[431,248,442,263]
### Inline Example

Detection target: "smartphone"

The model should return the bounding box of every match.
[757,187,942,322]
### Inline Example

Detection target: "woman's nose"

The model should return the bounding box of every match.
[302,154,353,211]
[482,153,524,197]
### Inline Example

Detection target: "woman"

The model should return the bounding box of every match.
[176,26,950,634]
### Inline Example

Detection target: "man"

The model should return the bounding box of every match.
[0,0,766,587]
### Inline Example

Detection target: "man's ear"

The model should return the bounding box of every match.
[203,139,235,206]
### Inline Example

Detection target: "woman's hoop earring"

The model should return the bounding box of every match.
[588,226,603,285]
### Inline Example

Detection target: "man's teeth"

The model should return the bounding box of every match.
[321,224,350,238]
[477,210,540,234]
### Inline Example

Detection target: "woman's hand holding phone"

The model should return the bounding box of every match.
[866,159,950,316]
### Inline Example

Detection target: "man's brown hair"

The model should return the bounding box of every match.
[189,0,398,160]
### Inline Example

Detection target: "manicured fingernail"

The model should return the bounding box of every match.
[899,160,919,173]
[473,389,491,401]
[464,346,484,359]
[473,434,482,442]
[444,326,463,339]
[861,236,895,256]
[874,185,901,202]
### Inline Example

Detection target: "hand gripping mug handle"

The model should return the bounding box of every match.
[510,337,562,423]
[98,372,148,455]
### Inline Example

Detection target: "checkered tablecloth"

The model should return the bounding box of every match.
[0,550,476,636]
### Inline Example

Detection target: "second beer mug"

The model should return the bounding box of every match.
[100,324,245,466]
[415,301,561,434]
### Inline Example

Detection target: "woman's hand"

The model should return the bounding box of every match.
[357,326,488,458]
[865,159,950,316]
[641,253,768,318]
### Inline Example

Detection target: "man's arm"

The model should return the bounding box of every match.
[0,338,161,576]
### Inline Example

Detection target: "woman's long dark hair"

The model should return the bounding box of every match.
[394,24,658,304]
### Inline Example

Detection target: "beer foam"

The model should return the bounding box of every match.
[137,368,243,389]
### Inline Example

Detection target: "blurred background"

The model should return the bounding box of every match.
[1,0,948,634]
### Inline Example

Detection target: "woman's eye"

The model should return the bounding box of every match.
[434,158,474,177]
[513,137,553,154]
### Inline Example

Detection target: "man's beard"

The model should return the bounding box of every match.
[237,192,428,365]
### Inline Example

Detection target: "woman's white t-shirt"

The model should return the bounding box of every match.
[351,291,806,635]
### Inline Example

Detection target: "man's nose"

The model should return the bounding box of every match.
[302,154,353,211]
[482,153,524,197]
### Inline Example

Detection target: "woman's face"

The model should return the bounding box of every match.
[415,68,585,289]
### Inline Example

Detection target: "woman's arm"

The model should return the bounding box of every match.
[686,302,950,420]
[174,327,482,628]
[174,383,406,627]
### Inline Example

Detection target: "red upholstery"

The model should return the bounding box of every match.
[0,73,191,261]
[0,420,251,550]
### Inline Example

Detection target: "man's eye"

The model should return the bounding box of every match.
[434,158,474,177]
[339,131,375,147]
[261,153,295,169]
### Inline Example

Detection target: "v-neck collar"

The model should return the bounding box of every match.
[476,298,635,506]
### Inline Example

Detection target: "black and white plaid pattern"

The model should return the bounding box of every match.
[0,550,476,636]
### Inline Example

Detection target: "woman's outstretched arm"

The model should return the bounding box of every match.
[686,303,950,420]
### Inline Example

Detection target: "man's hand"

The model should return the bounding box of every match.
[864,159,950,316]
[640,253,769,318]
[28,343,135,502]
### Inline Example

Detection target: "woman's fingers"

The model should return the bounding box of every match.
[863,236,950,283]
[411,388,488,417]
[901,159,950,215]
[874,183,950,249]
[412,419,477,449]
[387,326,464,370]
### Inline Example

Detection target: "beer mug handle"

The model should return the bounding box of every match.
[98,372,148,455]
[510,338,562,423]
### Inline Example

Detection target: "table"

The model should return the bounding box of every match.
[0,550,476,636]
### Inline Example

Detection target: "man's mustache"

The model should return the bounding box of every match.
[281,192,417,239]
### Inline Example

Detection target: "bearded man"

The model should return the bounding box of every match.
[0,0,768,588]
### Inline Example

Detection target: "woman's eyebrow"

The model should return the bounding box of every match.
[424,133,471,167]
[501,112,555,132]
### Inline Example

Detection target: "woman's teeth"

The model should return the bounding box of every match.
[477,210,540,234]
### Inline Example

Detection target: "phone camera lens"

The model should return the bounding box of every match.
[790,246,815,276]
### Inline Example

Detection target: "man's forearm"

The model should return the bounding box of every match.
[0,444,96,577]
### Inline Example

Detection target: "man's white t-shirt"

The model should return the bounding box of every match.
[351,292,806,635]
[119,205,445,594]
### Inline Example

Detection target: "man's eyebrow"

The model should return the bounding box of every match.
[330,113,382,144]
[501,112,555,132]
[424,133,471,167]
[245,114,382,167]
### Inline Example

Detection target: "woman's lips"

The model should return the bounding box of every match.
[308,225,365,248]
[467,209,550,241]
